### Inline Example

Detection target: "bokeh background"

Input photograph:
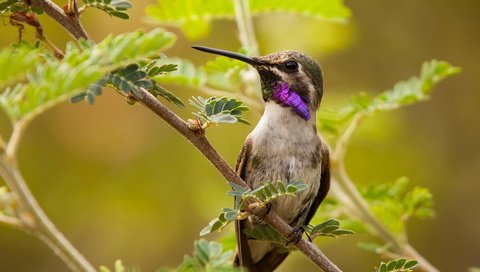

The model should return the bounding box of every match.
[1,0,479,271]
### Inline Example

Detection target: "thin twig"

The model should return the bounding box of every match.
[136,88,341,272]
[331,113,440,272]
[233,0,261,97]
[5,120,27,162]
[331,113,362,162]
[0,214,23,229]
[233,0,258,56]
[67,0,79,17]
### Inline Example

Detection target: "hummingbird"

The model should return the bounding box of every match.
[192,46,331,272]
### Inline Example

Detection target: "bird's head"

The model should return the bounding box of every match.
[192,46,324,120]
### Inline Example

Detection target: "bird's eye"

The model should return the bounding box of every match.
[285,60,298,71]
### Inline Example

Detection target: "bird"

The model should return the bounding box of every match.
[192,46,331,272]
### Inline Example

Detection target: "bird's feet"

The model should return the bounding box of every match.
[251,203,272,224]
[286,225,307,245]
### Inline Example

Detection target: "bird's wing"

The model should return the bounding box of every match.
[234,138,290,272]
[255,249,289,272]
[304,140,331,225]
[233,138,257,271]
[254,142,331,272]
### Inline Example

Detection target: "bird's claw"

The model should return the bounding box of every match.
[252,203,272,224]
[286,225,306,245]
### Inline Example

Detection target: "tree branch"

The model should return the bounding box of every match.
[29,0,89,40]
[331,113,440,272]
[136,88,341,272]
[233,0,258,56]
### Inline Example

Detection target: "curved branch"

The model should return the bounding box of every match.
[136,88,341,272]
[331,114,440,272]
[5,120,27,162]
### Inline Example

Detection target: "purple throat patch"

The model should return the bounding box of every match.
[271,82,311,120]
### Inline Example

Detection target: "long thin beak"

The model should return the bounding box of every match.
[192,46,265,66]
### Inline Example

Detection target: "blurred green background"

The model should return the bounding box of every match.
[1,0,479,271]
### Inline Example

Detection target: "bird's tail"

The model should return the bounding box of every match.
[234,220,289,272]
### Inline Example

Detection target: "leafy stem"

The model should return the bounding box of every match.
[331,113,440,272]
[328,110,441,272]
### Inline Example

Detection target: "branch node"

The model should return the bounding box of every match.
[187,119,206,136]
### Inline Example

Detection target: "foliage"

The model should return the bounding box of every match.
[101,240,240,272]
[154,55,250,95]
[152,58,206,87]
[200,208,240,236]
[0,0,43,15]
[170,239,240,272]
[318,60,461,138]
[0,29,176,123]
[201,55,249,93]
[200,181,308,236]
[375,259,418,272]
[243,224,288,251]
[81,0,132,19]
[71,61,184,107]
[189,96,250,125]
[361,177,434,234]
[146,0,351,39]
[242,217,353,252]
[229,180,309,208]
[306,218,355,238]
[0,44,39,90]
[99,260,137,272]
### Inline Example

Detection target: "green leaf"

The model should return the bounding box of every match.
[0,0,39,16]
[79,59,184,107]
[361,177,434,235]
[0,29,176,122]
[151,85,185,108]
[374,258,418,272]
[0,44,39,89]
[308,218,354,238]
[318,60,461,138]
[175,239,241,271]
[189,96,250,125]
[200,208,240,236]
[81,0,132,20]
[244,181,309,206]
[153,58,206,87]
[99,259,132,272]
[146,0,351,39]
[243,224,288,248]
[404,260,418,269]
[202,55,248,93]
